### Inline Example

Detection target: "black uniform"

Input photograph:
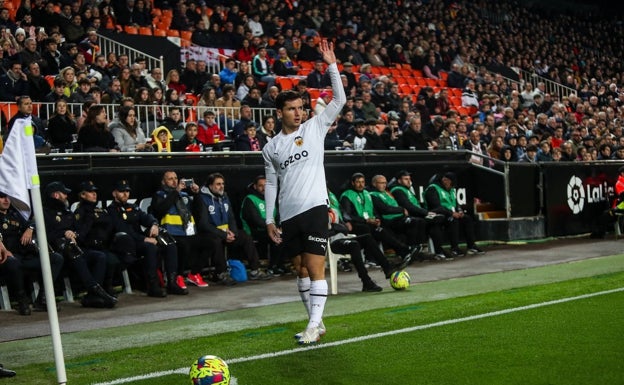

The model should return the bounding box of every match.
[74,200,121,295]
[43,196,116,308]
[0,205,64,311]
[107,199,183,297]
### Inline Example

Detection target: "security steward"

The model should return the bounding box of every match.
[42,181,117,308]
[108,179,188,297]
[0,192,64,313]
[73,181,121,297]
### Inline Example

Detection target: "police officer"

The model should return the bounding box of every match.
[43,181,117,308]
[0,192,64,313]
[240,175,285,275]
[151,171,216,287]
[74,181,121,297]
[108,179,188,297]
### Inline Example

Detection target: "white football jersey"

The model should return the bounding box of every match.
[263,63,346,223]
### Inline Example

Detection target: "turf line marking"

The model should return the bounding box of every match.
[92,287,623,385]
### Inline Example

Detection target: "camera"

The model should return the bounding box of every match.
[155,227,176,246]
[181,178,194,186]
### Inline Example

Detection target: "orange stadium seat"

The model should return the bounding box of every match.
[399,84,412,94]
[181,30,193,41]
[153,29,167,37]
[276,77,294,91]
[124,25,138,34]
[139,27,153,36]
[167,29,180,37]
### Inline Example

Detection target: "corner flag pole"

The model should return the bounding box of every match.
[31,186,68,384]
[0,117,67,384]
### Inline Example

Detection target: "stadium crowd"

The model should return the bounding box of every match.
[0,0,624,314]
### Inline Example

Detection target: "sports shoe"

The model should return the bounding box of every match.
[434,253,448,261]
[362,280,383,292]
[176,275,188,289]
[217,272,237,286]
[295,320,326,340]
[338,259,353,272]
[186,273,209,287]
[249,269,273,280]
[364,260,379,268]
[297,326,322,345]
[450,248,465,258]
[467,246,485,255]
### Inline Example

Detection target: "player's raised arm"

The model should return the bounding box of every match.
[318,40,346,125]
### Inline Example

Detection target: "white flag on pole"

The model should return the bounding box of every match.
[0,117,39,219]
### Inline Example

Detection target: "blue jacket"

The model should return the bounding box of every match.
[193,187,240,239]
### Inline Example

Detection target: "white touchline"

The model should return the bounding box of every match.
[92,287,624,385]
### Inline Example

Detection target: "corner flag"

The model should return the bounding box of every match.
[0,117,38,219]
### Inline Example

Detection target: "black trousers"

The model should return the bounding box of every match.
[444,214,477,249]
[173,235,211,275]
[205,231,260,272]
[330,233,392,283]
[350,222,410,257]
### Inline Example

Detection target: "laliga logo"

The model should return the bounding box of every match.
[566,175,613,214]
[566,176,585,214]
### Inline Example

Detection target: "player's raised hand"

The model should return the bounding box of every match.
[319,39,336,65]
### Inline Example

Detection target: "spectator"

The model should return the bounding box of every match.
[173,122,203,152]
[195,109,221,144]
[77,105,120,152]
[165,69,186,95]
[306,59,329,89]
[100,77,122,104]
[234,121,262,151]
[158,106,185,132]
[46,99,77,151]
[26,61,50,102]
[150,125,173,152]
[236,73,256,101]
[437,119,461,151]
[251,46,275,89]
[70,78,94,104]
[0,60,28,102]
[272,47,299,76]
[145,66,165,93]
[219,58,238,86]
[179,59,198,94]
[110,105,149,152]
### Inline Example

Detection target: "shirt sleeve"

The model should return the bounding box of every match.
[263,146,278,225]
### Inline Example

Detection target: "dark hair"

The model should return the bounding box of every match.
[275,90,302,110]
[262,115,275,126]
[351,172,365,182]
[206,172,225,186]
[84,105,106,131]
[118,105,138,131]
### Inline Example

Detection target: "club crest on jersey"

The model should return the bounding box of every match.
[294,136,304,146]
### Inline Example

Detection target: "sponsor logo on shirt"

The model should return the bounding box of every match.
[279,150,309,170]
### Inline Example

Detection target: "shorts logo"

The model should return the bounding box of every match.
[307,235,327,243]
[566,175,585,214]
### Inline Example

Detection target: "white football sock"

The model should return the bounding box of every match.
[297,276,311,317]
[307,279,328,329]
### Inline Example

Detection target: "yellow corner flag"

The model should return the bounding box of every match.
[0,117,39,219]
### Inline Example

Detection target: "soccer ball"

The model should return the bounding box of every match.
[389,270,411,290]
[189,355,230,385]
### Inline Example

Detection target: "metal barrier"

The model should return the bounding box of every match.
[96,33,164,75]
[517,68,576,100]
[2,101,277,138]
